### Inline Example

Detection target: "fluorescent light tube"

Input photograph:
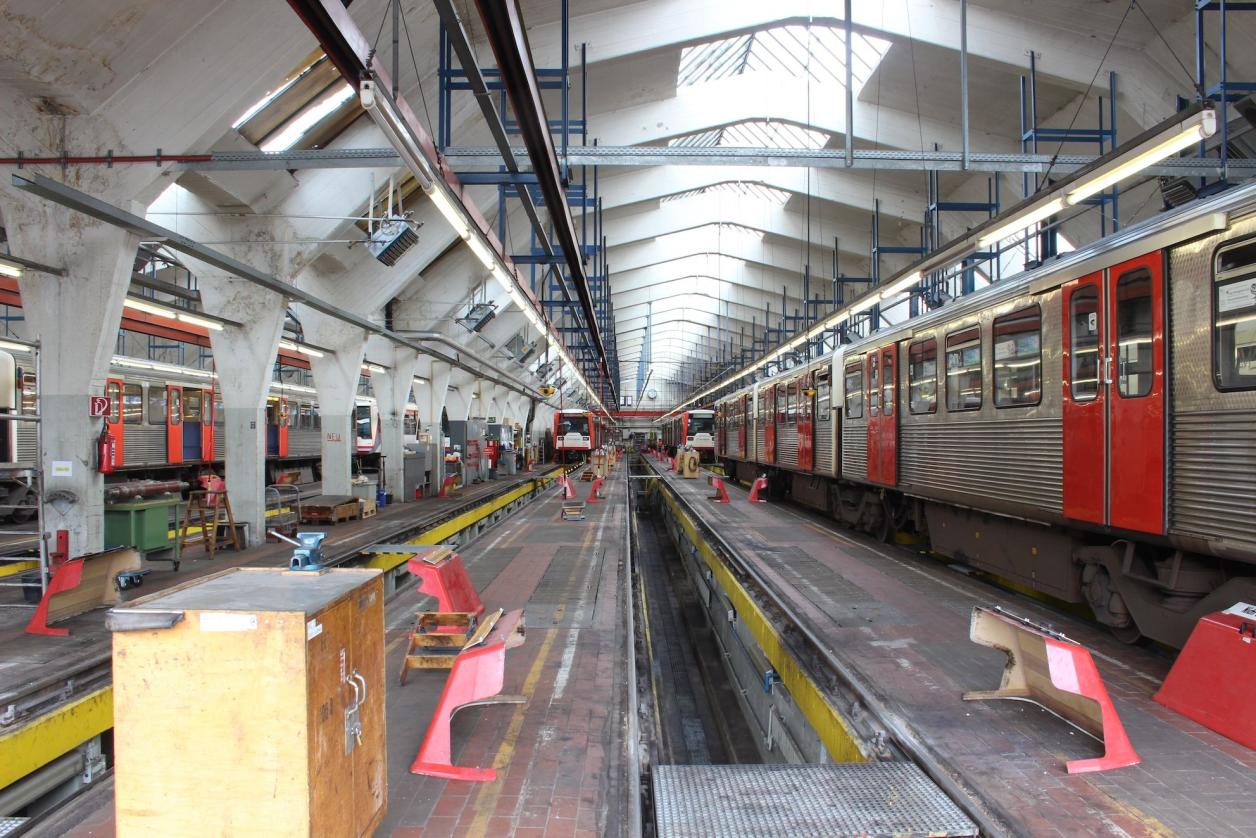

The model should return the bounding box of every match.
[279,340,325,358]
[0,339,30,352]
[176,312,224,331]
[466,235,498,271]
[1067,111,1216,205]
[976,197,1067,249]
[125,297,178,317]
[0,259,22,279]
[427,187,471,240]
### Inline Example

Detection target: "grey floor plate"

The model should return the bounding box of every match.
[653,762,977,837]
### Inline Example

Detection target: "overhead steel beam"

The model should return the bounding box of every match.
[474,0,613,401]
[11,173,543,402]
[174,146,1256,176]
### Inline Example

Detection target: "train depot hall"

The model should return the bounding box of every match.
[2,1,1256,836]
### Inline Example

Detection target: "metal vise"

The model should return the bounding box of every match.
[269,530,328,570]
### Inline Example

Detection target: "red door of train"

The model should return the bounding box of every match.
[164,385,183,465]
[765,384,777,462]
[798,373,814,471]
[1062,253,1166,533]
[105,377,125,467]
[201,389,214,461]
[866,345,898,484]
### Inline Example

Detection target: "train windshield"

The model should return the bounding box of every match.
[688,414,715,435]
[560,414,590,436]
[355,404,373,439]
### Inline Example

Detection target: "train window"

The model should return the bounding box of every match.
[1213,240,1256,390]
[107,381,122,423]
[213,396,224,427]
[20,373,35,414]
[312,405,321,431]
[123,384,144,425]
[882,353,894,417]
[169,389,182,425]
[868,353,880,416]
[299,403,313,430]
[993,306,1042,407]
[844,363,863,418]
[1115,271,1153,398]
[1069,287,1101,401]
[787,381,798,424]
[945,326,982,411]
[817,377,831,418]
[403,411,418,436]
[148,388,167,424]
[908,339,938,414]
[184,391,202,423]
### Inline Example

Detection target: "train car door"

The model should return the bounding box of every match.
[1062,271,1106,524]
[166,385,183,465]
[738,394,748,457]
[765,384,777,462]
[278,397,290,457]
[182,389,203,461]
[1062,254,1166,533]
[105,377,125,467]
[866,352,881,482]
[201,389,214,461]
[866,346,898,484]
[798,373,814,471]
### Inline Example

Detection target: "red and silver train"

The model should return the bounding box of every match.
[660,409,716,461]
[552,408,611,459]
[715,181,1256,648]
[0,351,417,515]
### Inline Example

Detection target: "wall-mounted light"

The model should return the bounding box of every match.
[279,339,326,359]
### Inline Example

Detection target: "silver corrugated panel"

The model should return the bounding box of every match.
[15,427,36,463]
[777,424,798,467]
[288,430,320,457]
[815,419,835,475]
[755,423,765,462]
[899,417,1062,512]
[653,763,977,838]
[1171,410,1256,546]
[123,428,167,467]
[842,421,867,480]
[213,432,224,461]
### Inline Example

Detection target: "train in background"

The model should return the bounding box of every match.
[0,350,419,519]
[714,180,1256,649]
[551,408,613,461]
[660,409,716,461]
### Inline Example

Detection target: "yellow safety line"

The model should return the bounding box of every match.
[655,481,868,764]
[0,687,113,789]
[0,560,37,578]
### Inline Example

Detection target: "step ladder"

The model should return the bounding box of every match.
[179,489,241,559]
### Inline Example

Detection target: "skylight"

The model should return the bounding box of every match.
[661,181,791,206]
[260,83,355,152]
[670,120,829,150]
[678,24,892,91]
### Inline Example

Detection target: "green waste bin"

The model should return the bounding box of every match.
[104,494,182,570]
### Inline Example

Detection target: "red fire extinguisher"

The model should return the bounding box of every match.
[97,426,116,474]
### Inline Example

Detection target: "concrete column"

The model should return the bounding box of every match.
[0,198,137,557]
[454,384,478,421]
[369,338,418,502]
[199,279,286,546]
[305,317,367,496]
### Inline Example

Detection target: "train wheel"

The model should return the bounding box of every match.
[873,498,894,543]
[10,490,36,524]
[1081,563,1143,644]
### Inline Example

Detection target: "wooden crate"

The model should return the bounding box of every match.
[109,567,386,837]
[301,495,361,525]
[360,497,378,519]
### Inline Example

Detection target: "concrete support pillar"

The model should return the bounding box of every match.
[369,338,418,502]
[199,279,286,546]
[454,383,478,421]
[0,199,137,557]
[305,318,367,496]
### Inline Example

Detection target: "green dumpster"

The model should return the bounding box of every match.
[104,494,182,570]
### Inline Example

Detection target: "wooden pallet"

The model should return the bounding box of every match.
[300,495,361,525]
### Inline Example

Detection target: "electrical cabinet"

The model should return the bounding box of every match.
[109,567,386,837]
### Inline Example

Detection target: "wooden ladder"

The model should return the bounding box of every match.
[179,489,241,559]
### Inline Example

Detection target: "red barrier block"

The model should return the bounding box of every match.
[558,475,576,499]
[586,476,606,503]
[411,608,527,782]
[27,548,142,637]
[1155,602,1256,750]
[964,606,1139,774]
[748,475,768,503]
[437,473,460,498]
[707,475,730,504]
[406,550,485,619]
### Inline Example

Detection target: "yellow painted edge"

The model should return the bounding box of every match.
[655,482,868,764]
[0,560,37,578]
[0,687,113,788]
[363,474,557,572]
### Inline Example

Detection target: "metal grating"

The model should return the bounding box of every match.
[653,763,977,838]
[0,818,29,837]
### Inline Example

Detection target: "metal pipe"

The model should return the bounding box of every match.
[844,0,854,168]
[960,0,969,170]
[0,750,84,816]
[11,173,545,403]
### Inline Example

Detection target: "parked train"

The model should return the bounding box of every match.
[0,351,420,517]
[551,408,611,460]
[660,409,716,461]
[714,181,1256,649]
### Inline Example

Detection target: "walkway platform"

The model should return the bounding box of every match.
[649,463,1256,837]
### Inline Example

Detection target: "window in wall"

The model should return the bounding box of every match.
[992,306,1042,407]
[908,338,938,414]
[1070,287,1101,400]
[945,326,982,411]
[1215,238,1256,390]
[148,388,167,425]
[844,362,863,418]
[403,411,418,437]
[1115,271,1154,398]
[123,384,144,425]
